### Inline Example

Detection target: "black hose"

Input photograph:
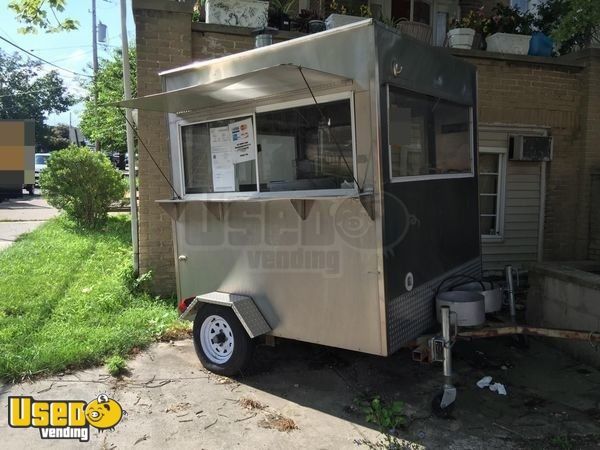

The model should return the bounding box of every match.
[435,274,485,296]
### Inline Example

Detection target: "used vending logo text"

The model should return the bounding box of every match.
[8,394,125,442]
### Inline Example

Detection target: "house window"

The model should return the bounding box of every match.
[388,86,473,180]
[180,96,355,195]
[479,151,505,238]
[391,0,432,25]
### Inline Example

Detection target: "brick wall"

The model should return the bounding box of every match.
[591,174,600,261]
[133,0,195,295]
[453,49,592,261]
[190,23,298,60]
[574,51,600,261]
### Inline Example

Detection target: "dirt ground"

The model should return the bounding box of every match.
[1,335,600,449]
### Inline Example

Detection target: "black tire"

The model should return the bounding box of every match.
[193,304,253,376]
[27,185,35,196]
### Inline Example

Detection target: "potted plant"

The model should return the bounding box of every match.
[268,0,297,31]
[447,8,487,49]
[292,9,322,33]
[205,0,269,28]
[484,3,534,55]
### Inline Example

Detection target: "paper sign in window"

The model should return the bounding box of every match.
[210,126,235,192]
[229,118,255,164]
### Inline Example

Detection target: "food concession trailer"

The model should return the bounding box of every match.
[120,19,481,375]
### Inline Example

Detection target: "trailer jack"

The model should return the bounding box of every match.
[424,308,600,417]
[429,306,457,416]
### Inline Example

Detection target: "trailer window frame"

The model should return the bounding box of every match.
[176,91,358,200]
[386,84,475,183]
[177,112,260,195]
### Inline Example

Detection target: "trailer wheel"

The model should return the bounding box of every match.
[193,304,253,376]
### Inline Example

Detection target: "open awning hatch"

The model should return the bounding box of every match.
[115,64,353,113]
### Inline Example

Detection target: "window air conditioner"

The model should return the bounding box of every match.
[509,135,553,161]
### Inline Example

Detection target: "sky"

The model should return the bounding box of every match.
[0,0,135,127]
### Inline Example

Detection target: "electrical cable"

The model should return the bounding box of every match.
[0,88,52,99]
[117,108,182,200]
[297,66,362,193]
[0,34,92,78]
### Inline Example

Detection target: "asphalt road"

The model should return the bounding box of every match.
[0,192,57,250]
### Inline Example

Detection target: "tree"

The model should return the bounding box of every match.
[535,0,600,54]
[47,124,73,152]
[0,49,74,148]
[79,47,136,156]
[8,0,78,34]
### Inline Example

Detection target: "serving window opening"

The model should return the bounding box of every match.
[388,86,473,181]
[180,96,356,196]
[256,99,354,192]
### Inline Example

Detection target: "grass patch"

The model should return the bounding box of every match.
[0,215,177,382]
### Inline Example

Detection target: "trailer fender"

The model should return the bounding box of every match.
[180,292,271,338]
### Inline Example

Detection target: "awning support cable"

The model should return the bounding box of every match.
[118,108,183,200]
[297,66,362,193]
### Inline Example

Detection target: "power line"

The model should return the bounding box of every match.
[0,34,92,78]
[0,88,50,99]
[29,33,123,53]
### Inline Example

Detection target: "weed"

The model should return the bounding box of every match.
[356,395,406,432]
[120,265,153,295]
[159,321,192,341]
[354,395,419,450]
[549,434,574,450]
[106,355,127,377]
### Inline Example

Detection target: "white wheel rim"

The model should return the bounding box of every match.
[200,314,234,364]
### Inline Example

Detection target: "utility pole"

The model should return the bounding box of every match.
[92,0,100,152]
[120,0,139,274]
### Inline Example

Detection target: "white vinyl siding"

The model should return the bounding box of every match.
[479,127,545,273]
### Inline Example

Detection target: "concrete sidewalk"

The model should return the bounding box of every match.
[0,195,57,250]
[1,337,600,449]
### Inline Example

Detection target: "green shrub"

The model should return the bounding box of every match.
[40,146,127,229]
[105,355,127,377]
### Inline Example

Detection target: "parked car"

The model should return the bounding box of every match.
[35,153,50,186]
